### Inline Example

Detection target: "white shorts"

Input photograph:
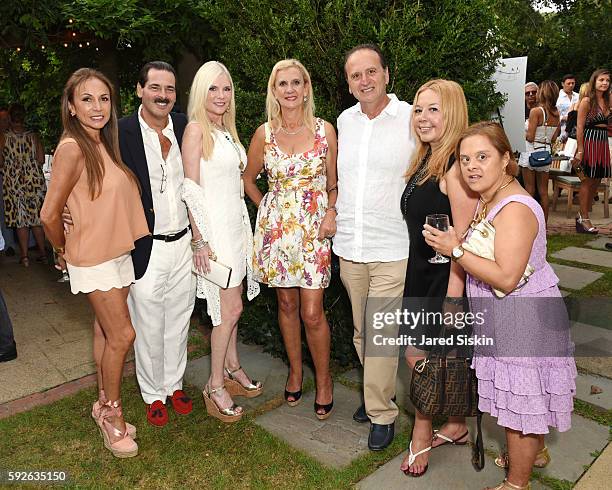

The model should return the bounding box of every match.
[67,253,135,294]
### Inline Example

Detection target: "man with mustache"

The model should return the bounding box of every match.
[119,61,196,426]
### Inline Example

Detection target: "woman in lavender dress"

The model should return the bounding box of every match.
[423,122,576,490]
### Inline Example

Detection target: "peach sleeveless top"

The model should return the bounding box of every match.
[56,138,149,266]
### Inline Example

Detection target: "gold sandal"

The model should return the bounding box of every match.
[485,479,531,490]
[203,385,243,423]
[224,366,263,398]
[494,446,550,469]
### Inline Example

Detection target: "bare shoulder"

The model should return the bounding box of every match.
[495,199,538,231]
[184,121,203,139]
[55,139,83,160]
[249,124,267,145]
[254,123,266,137]
[322,120,337,137]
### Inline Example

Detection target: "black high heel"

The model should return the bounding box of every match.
[576,213,598,234]
[314,379,334,420]
[284,372,303,407]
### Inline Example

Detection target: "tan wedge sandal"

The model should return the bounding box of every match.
[97,400,138,458]
[224,366,263,398]
[494,446,550,469]
[203,385,243,423]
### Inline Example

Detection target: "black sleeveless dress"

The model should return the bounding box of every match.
[400,153,456,350]
[401,153,453,298]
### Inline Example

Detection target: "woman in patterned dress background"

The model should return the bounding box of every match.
[0,103,47,266]
[574,68,611,234]
[244,59,338,419]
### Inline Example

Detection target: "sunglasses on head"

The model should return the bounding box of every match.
[525,91,537,96]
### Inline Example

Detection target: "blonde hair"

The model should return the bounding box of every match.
[578,82,590,100]
[187,61,243,161]
[405,79,468,184]
[265,59,315,134]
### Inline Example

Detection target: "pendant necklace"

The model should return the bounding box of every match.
[212,121,246,197]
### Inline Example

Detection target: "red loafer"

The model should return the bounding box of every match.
[146,400,168,427]
[170,390,193,415]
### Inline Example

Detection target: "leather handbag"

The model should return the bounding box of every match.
[410,355,479,417]
[462,219,535,298]
[409,330,485,471]
[192,259,232,289]
[529,149,552,167]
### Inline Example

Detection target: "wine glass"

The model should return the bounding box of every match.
[425,214,450,264]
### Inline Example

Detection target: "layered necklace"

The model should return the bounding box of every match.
[279,122,305,135]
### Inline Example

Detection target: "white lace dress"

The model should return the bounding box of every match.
[181,130,259,326]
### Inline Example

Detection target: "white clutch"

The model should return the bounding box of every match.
[192,259,232,289]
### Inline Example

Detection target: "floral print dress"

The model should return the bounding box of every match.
[253,118,331,289]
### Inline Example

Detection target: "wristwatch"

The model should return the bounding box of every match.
[451,245,465,261]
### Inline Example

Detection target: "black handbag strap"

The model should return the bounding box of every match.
[472,411,485,471]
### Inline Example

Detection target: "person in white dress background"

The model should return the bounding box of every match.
[181,61,261,423]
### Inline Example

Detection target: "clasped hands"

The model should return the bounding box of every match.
[317,210,336,239]
[422,224,461,258]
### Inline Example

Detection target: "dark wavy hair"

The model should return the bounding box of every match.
[61,68,139,199]
[587,68,611,114]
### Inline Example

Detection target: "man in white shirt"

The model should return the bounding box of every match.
[334,44,415,451]
[119,62,196,426]
[556,74,579,140]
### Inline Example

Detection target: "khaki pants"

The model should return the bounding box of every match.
[339,257,407,425]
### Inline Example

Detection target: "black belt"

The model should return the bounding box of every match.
[152,227,189,242]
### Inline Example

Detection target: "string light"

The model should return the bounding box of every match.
[72,32,76,37]
[86,41,90,46]
[63,43,68,47]
[78,43,82,48]
[16,47,21,52]
[68,18,73,24]
[41,45,45,50]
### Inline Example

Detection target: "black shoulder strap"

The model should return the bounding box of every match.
[472,412,485,471]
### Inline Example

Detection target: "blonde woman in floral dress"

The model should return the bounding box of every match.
[244,59,338,419]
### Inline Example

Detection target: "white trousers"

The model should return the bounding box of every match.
[128,233,196,404]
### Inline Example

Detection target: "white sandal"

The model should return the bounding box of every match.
[432,428,470,446]
[402,440,432,477]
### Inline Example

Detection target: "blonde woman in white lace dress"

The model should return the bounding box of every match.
[181,61,260,423]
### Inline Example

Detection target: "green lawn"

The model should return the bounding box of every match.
[0,378,408,489]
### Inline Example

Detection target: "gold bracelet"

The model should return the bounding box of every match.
[53,245,65,255]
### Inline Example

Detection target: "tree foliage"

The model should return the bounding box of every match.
[202,0,503,140]
[494,0,611,84]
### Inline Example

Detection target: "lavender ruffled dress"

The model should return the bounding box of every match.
[467,195,577,435]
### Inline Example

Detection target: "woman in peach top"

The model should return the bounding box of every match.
[41,68,149,458]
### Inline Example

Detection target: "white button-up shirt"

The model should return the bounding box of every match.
[333,94,415,263]
[138,106,189,235]
[556,90,579,121]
